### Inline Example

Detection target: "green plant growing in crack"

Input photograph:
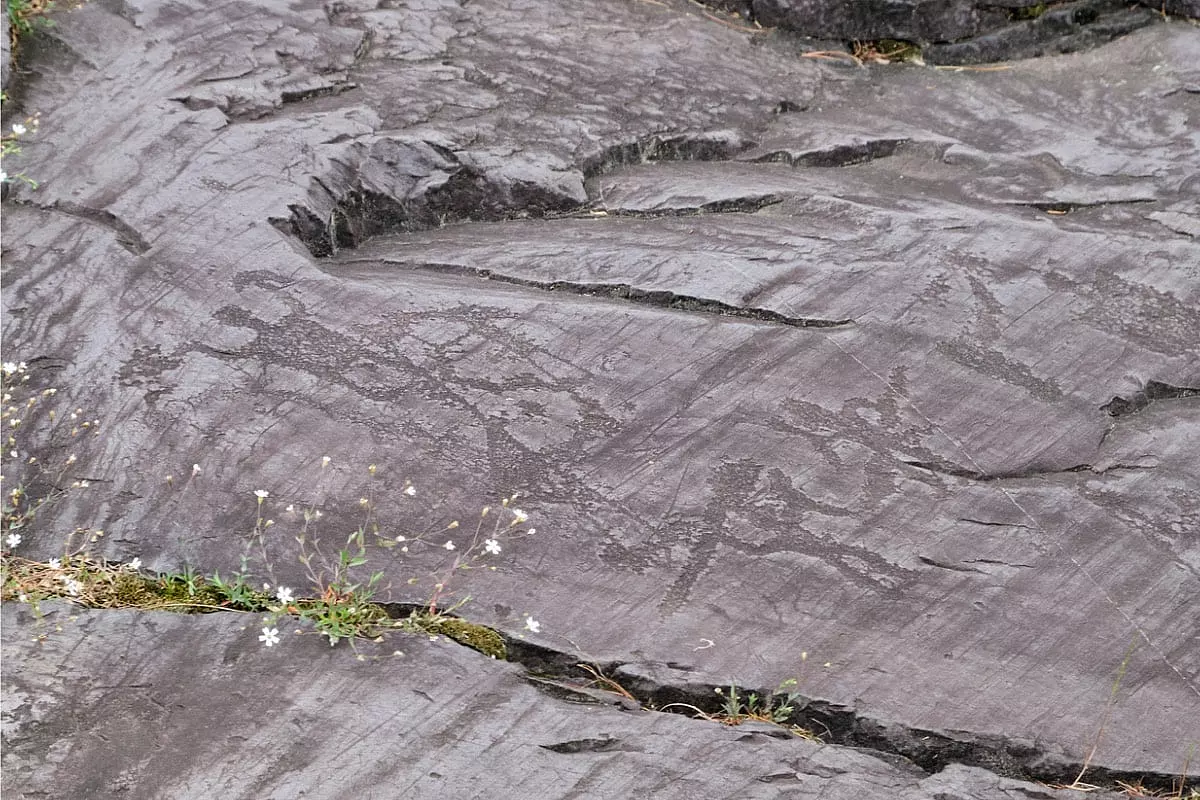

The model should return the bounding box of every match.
[0,113,39,188]
[6,0,57,41]
[661,675,818,741]
[1,358,538,658]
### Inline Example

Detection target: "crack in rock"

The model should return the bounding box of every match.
[501,640,1191,792]
[1010,198,1157,214]
[580,130,756,179]
[746,137,909,169]
[600,194,785,217]
[901,459,1150,482]
[339,258,854,329]
[1101,380,1200,417]
[918,555,986,574]
[957,518,1033,530]
[539,736,625,754]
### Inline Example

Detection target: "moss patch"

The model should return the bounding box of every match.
[421,615,507,660]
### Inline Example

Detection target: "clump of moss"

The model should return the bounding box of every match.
[420,615,507,660]
[109,571,158,606]
[1011,2,1049,21]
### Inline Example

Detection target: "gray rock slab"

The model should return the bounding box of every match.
[1,0,1197,789]
[0,602,1125,800]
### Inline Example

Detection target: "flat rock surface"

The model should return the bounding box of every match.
[1,0,1197,794]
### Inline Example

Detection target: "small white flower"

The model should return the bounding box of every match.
[321,455,331,467]
[395,535,406,542]
[484,539,501,555]
[526,528,536,536]
[128,557,142,570]
[12,123,27,136]
[443,540,455,551]
[254,489,269,499]
[0,363,13,376]
[5,532,20,548]
[275,586,294,604]
[48,558,61,569]
[0,171,7,183]
[191,464,201,477]
[62,577,83,596]
[285,504,295,513]
[524,616,541,634]
[404,485,416,496]
[17,592,28,603]
[258,627,280,647]
[511,508,529,523]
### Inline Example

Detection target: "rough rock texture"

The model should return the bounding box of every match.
[2,12,10,92]
[1,0,1198,796]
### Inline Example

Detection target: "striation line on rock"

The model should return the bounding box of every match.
[340,258,854,329]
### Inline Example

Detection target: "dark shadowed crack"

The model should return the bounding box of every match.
[600,194,785,216]
[1101,380,1200,417]
[918,555,986,573]
[539,737,627,754]
[900,459,1152,482]
[958,518,1033,530]
[746,138,910,168]
[501,638,1194,793]
[1010,198,1157,214]
[337,257,854,329]
[580,130,756,179]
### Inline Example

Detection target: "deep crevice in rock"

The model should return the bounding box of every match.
[580,130,756,179]
[602,194,785,216]
[901,459,1149,481]
[748,138,908,168]
[1014,198,1157,213]
[502,638,1194,792]
[339,258,854,328]
[1101,380,1200,417]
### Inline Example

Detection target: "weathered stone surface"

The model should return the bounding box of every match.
[2,12,11,92]
[1,0,1197,794]
[0,603,1126,799]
